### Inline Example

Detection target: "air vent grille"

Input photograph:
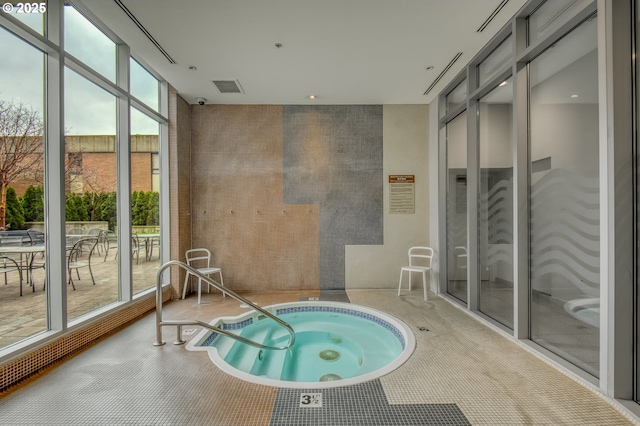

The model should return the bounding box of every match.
[113,0,177,64]
[423,52,463,96]
[211,80,244,94]
[477,0,510,32]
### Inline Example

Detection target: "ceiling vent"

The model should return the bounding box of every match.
[477,0,510,32]
[113,0,177,64]
[423,52,463,96]
[211,79,245,94]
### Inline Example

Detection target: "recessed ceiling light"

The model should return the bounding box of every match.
[425,66,434,70]
[571,94,579,98]
[499,81,508,87]
[275,43,283,48]
[308,95,316,100]
[187,65,197,71]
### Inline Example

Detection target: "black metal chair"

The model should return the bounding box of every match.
[67,236,98,290]
[0,255,23,295]
[27,229,45,245]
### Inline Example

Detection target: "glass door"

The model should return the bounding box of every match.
[446,111,468,303]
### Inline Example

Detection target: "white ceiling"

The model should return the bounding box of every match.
[81,0,528,105]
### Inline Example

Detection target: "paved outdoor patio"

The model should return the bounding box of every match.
[0,244,161,349]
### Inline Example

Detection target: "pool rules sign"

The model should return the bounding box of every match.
[389,175,415,214]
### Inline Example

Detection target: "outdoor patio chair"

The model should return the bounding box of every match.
[25,230,46,287]
[0,255,23,295]
[101,230,117,262]
[398,246,433,301]
[0,235,30,287]
[182,248,224,304]
[67,236,98,290]
[131,235,140,264]
[88,228,104,256]
[27,229,45,245]
[145,235,160,261]
[66,227,85,250]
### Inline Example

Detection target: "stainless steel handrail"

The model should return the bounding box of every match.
[154,260,295,350]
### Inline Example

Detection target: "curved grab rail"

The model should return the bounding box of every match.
[154,260,295,350]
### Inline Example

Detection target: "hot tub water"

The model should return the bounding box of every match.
[186,302,415,389]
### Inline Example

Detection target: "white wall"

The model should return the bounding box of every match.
[345,104,429,289]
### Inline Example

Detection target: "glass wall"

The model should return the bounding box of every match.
[527,0,592,46]
[446,111,468,303]
[64,67,118,320]
[0,2,167,354]
[0,26,46,349]
[5,3,44,34]
[478,37,512,87]
[64,5,116,82]
[528,16,599,377]
[435,0,640,405]
[131,107,160,295]
[478,78,513,329]
[444,80,467,117]
[131,58,160,112]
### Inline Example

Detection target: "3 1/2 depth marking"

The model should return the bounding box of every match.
[300,392,322,408]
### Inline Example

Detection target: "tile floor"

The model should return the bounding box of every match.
[0,288,637,425]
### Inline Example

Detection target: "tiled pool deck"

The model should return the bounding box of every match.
[0,288,637,425]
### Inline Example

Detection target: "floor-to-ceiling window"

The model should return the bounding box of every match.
[0,26,46,348]
[0,0,167,356]
[64,66,118,319]
[446,107,468,303]
[478,77,514,329]
[64,4,120,320]
[528,13,599,377]
[131,107,160,294]
[130,57,161,294]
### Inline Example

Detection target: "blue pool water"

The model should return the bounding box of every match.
[198,306,407,384]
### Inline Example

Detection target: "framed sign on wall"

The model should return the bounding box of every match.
[389,175,415,214]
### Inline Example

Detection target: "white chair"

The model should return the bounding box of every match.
[454,246,467,285]
[182,248,225,304]
[398,246,433,301]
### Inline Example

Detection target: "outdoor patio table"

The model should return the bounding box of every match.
[135,233,160,261]
[0,244,45,296]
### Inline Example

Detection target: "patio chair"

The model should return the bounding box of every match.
[131,235,140,264]
[0,235,29,288]
[182,248,224,304]
[27,229,45,245]
[0,255,23,295]
[398,246,433,301]
[88,228,104,256]
[26,229,46,287]
[66,227,85,250]
[145,235,160,261]
[67,236,98,290]
[101,230,117,261]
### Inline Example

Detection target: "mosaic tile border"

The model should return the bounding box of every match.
[201,318,254,346]
[201,304,406,349]
[269,379,471,426]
